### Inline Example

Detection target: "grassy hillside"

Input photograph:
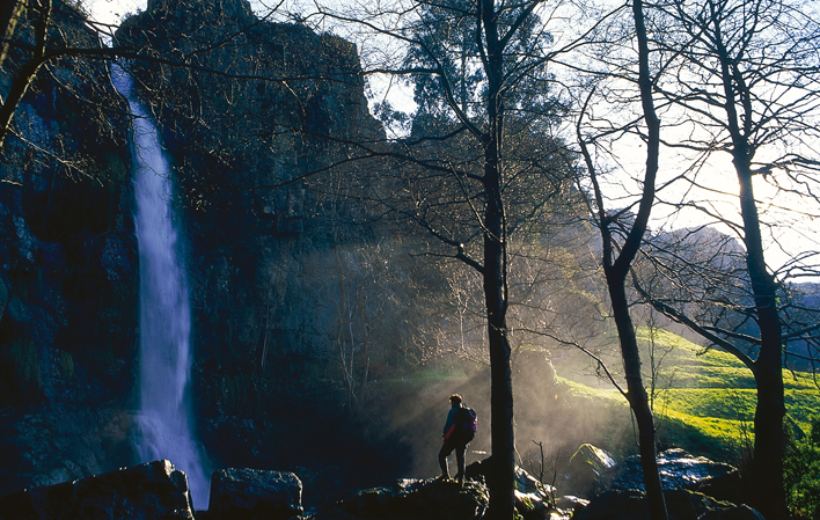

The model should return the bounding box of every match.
[554,327,819,518]
[634,328,818,442]
[554,327,818,451]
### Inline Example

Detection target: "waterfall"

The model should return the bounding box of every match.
[111,63,209,509]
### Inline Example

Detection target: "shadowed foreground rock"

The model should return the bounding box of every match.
[0,460,194,519]
[207,468,303,520]
[327,471,574,520]
[574,489,764,520]
[335,478,488,520]
[465,457,570,519]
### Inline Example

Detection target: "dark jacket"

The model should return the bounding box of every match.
[443,403,462,440]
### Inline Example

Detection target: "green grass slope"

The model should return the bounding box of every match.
[633,327,818,444]
[557,327,817,453]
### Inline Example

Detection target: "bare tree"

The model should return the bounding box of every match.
[0,0,52,153]
[573,0,668,516]
[629,0,820,516]
[293,0,612,515]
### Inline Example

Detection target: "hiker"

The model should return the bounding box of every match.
[438,394,477,482]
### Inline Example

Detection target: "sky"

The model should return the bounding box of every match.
[83,0,820,281]
[83,0,143,25]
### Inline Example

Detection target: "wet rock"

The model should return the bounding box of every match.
[514,467,559,519]
[516,490,551,519]
[208,468,303,520]
[465,458,557,519]
[562,443,616,497]
[554,494,589,512]
[698,505,766,520]
[573,489,762,520]
[337,478,488,519]
[515,465,555,498]
[466,457,554,497]
[0,459,194,519]
[611,448,740,502]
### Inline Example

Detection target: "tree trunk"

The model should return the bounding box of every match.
[483,185,515,519]
[708,3,787,510]
[736,164,787,520]
[603,0,667,516]
[607,277,668,520]
[480,1,515,517]
[484,285,515,520]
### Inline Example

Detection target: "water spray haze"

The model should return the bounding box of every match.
[111,63,209,509]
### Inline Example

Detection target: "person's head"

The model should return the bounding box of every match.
[449,394,463,407]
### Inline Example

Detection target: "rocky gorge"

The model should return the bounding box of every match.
[0,0,815,518]
[0,0,477,501]
[0,446,764,519]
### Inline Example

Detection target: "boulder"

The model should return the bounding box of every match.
[208,468,303,520]
[337,478,488,519]
[573,489,763,520]
[516,490,551,520]
[611,448,741,502]
[562,443,616,497]
[466,457,555,497]
[465,458,559,519]
[554,494,589,512]
[515,465,556,498]
[0,459,194,519]
[690,468,744,505]
[698,505,766,520]
[339,486,400,517]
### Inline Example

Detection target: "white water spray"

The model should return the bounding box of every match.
[111,63,209,509]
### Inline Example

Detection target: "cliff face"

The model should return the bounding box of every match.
[0,0,450,496]
[0,0,137,493]
[117,0,381,226]
[114,0,424,484]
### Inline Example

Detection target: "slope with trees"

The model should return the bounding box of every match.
[629,0,820,516]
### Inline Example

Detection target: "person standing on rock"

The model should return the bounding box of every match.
[438,394,477,483]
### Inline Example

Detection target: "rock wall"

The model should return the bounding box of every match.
[0,0,486,498]
[0,0,137,494]
[114,0,437,490]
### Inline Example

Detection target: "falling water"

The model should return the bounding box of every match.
[111,63,209,509]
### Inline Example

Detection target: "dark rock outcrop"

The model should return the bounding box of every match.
[0,0,136,496]
[611,448,741,503]
[335,478,488,520]
[573,489,763,520]
[698,505,765,520]
[465,458,563,519]
[208,468,303,519]
[0,460,194,519]
[554,494,589,513]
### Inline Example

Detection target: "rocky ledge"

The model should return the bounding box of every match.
[0,460,194,519]
[0,447,765,520]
